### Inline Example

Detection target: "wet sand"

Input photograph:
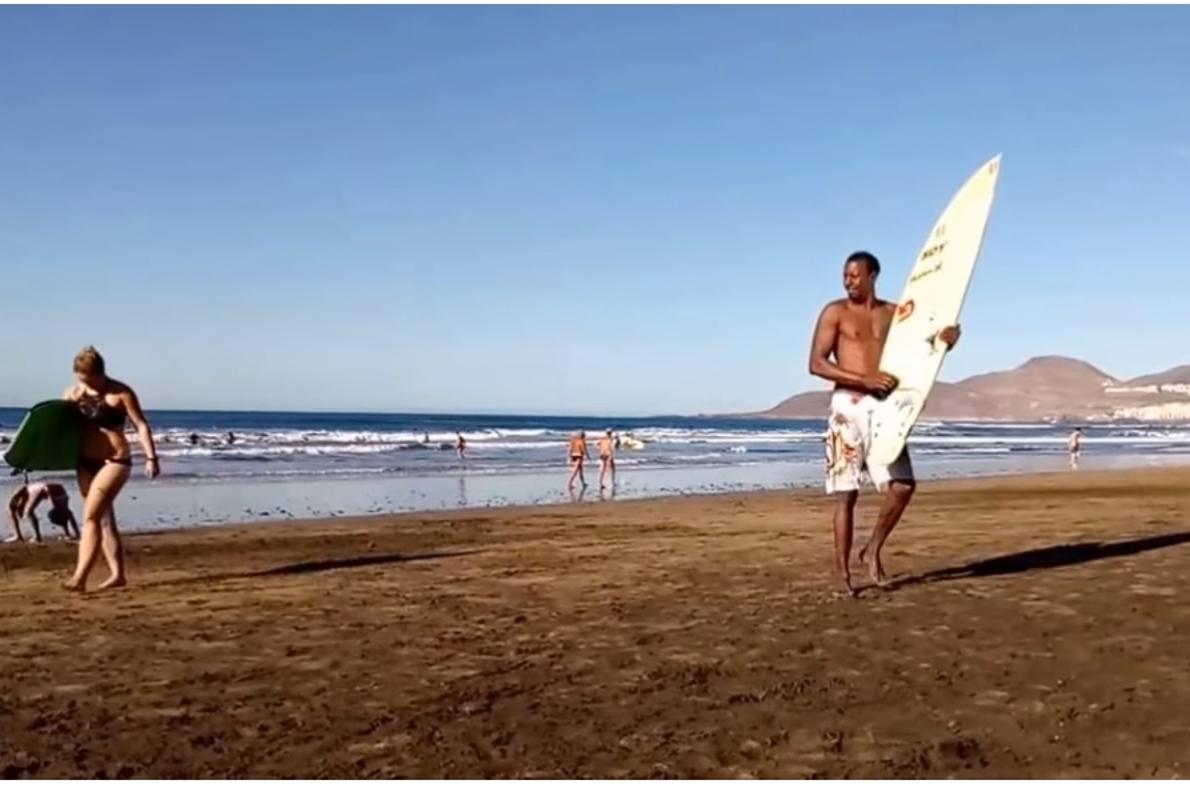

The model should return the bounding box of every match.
[2,466,1190,778]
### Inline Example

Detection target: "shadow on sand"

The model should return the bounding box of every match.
[894,530,1190,589]
[155,549,481,587]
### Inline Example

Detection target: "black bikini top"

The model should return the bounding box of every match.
[78,393,127,432]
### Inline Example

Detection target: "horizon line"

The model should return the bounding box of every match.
[0,405,728,420]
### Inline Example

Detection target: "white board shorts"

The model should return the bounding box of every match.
[825,390,914,495]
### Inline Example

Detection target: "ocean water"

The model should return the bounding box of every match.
[3,408,1190,532]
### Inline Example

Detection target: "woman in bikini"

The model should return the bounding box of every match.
[597,429,617,492]
[63,346,160,591]
[566,431,589,494]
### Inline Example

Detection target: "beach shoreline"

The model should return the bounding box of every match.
[6,449,1190,535]
[4,465,1190,777]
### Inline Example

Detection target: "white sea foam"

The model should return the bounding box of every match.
[113,417,1190,487]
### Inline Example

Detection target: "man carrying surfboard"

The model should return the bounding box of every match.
[809,251,960,596]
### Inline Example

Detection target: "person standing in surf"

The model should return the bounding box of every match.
[63,346,160,591]
[1068,428,1083,469]
[597,429,617,493]
[567,431,590,495]
[455,432,467,460]
[809,252,960,596]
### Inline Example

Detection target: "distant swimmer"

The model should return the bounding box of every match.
[63,346,161,591]
[225,431,237,445]
[7,482,79,543]
[1068,427,1083,469]
[809,251,960,596]
[567,431,589,493]
[456,432,467,460]
[597,429,617,491]
[189,433,200,446]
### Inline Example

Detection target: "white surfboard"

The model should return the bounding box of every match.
[867,155,1002,466]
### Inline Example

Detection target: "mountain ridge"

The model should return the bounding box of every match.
[753,356,1190,422]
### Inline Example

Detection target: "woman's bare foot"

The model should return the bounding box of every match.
[97,574,127,591]
[63,577,87,592]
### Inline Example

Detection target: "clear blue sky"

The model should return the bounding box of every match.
[3,6,1189,415]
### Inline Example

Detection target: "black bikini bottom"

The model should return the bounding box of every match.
[78,456,133,473]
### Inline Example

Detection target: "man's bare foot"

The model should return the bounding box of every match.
[836,570,857,598]
[860,549,890,587]
[855,541,870,568]
[97,575,127,591]
[3,535,23,544]
[63,577,86,592]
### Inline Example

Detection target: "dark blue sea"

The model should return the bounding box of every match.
[4,408,1190,531]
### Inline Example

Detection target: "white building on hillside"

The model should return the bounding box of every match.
[1113,402,1190,421]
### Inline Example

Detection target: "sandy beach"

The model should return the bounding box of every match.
[3,466,1190,778]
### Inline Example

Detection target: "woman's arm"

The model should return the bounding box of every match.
[122,385,160,478]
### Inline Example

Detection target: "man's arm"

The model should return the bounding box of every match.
[808,304,876,391]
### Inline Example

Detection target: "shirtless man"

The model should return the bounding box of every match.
[1068,428,1083,469]
[567,431,589,493]
[809,251,960,596]
[597,429,616,491]
[7,482,80,543]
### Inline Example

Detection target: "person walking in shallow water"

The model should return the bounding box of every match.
[1068,428,1083,469]
[597,429,617,493]
[456,432,467,460]
[567,431,589,494]
[63,346,160,591]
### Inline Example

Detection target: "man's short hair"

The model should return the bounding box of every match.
[845,251,881,276]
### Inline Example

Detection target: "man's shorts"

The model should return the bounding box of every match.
[825,390,914,494]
